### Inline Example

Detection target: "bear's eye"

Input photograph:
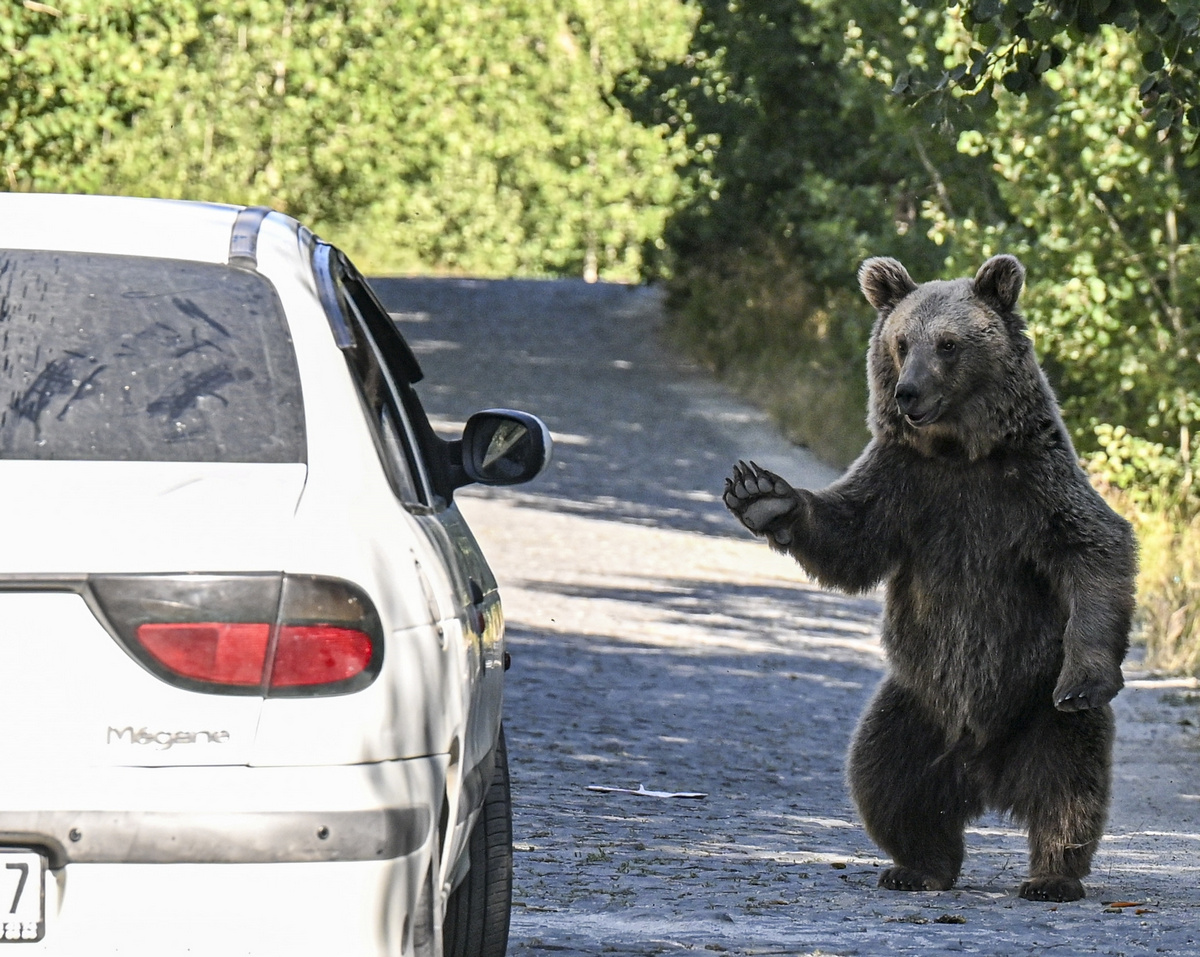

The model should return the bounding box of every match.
[895,338,908,358]
[937,339,958,357]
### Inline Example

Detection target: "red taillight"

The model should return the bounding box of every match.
[270,625,374,687]
[137,622,271,686]
[90,574,383,697]
[136,622,374,689]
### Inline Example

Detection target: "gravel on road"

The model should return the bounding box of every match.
[375,277,1200,956]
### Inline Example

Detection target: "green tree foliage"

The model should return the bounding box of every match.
[901,0,1200,141]
[2,0,691,279]
[625,0,972,291]
[0,1,194,193]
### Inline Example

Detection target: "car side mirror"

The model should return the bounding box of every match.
[458,409,552,487]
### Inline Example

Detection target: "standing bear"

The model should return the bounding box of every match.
[724,254,1137,902]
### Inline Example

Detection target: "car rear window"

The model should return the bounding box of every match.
[0,250,305,462]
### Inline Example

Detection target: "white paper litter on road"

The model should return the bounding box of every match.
[587,784,707,799]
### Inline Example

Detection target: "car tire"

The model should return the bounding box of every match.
[443,726,513,957]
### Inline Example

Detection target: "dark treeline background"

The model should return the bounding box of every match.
[6,0,1200,669]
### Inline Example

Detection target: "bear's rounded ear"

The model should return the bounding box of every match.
[973,254,1025,313]
[858,257,917,313]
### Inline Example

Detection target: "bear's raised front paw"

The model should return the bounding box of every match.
[878,866,954,892]
[723,460,800,540]
[1019,877,1085,902]
[1053,670,1123,712]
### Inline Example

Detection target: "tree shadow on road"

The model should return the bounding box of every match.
[515,575,882,659]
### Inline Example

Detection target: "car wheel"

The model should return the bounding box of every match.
[443,726,513,957]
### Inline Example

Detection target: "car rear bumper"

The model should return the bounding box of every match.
[0,806,429,866]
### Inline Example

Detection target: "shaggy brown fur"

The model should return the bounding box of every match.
[724,255,1136,902]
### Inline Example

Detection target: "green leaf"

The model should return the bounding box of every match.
[977,21,1001,47]
[971,0,1004,23]
[1002,68,1029,92]
[1027,16,1060,42]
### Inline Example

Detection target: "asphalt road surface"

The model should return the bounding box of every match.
[375,277,1200,957]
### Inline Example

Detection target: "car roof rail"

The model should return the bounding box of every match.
[228,205,274,269]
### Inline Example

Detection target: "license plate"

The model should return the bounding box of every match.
[0,850,44,943]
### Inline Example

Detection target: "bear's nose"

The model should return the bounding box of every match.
[895,382,922,414]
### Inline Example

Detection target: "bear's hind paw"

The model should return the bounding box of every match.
[1019,877,1085,902]
[879,866,954,892]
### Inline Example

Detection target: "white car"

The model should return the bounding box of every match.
[0,194,550,957]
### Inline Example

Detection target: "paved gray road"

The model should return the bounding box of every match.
[375,278,1200,956]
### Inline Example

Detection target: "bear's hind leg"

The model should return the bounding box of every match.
[848,680,983,892]
[994,706,1114,903]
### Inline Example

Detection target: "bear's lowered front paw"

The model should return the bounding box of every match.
[724,460,800,541]
[1053,669,1123,712]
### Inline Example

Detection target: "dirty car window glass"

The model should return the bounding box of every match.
[0,251,305,462]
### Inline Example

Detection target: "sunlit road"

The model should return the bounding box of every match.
[376,277,1200,956]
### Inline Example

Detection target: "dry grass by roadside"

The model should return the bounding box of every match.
[1112,495,1200,675]
[659,245,871,469]
[715,359,869,470]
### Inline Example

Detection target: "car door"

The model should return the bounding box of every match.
[311,244,505,792]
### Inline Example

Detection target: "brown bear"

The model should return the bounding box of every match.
[723,254,1136,903]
